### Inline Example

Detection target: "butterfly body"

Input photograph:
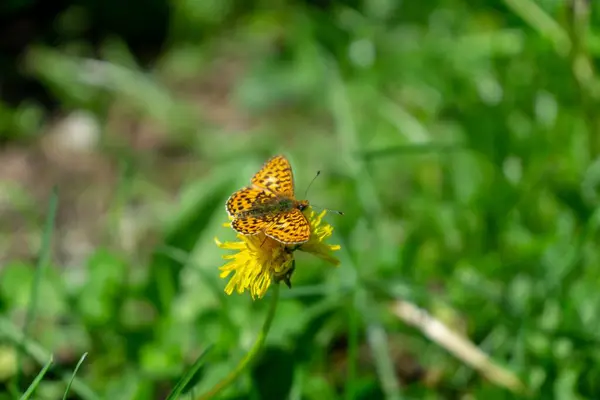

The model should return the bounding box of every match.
[236,197,308,219]
[226,156,311,245]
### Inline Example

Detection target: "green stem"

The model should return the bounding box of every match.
[197,284,281,400]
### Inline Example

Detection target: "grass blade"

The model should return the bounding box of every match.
[24,186,59,335]
[19,356,53,400]
[502,0,570,54]
[17,186,59,388]
[345,293,359,400]
[165,345,214,400]
[0,317,100,400]
[391,299,527,394]
[360,142,465,160]
[63,352,88,400]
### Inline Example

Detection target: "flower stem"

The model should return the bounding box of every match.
[197,284,281,400]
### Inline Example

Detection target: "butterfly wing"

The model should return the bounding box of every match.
[265,208,311,244]
[226,187,275,217]
[251,155,295,197]
[231,216,274,235]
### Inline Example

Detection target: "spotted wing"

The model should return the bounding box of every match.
[251,155,295,197]
[226,187,275,217]
[265,208,311,244]
[231,215,274,235]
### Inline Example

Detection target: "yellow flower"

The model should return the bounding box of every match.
[298,210,341,265]
[216,209,341,299]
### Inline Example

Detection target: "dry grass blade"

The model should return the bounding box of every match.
[391,300,528,395]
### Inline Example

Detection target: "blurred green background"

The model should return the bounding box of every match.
[1,0,600,399]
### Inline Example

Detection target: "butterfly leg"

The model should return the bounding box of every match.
[273,260,296,289]
[285,244,302,253]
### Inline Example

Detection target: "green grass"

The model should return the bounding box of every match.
[19,356,52,400]
[165,346,212,400]
[1,0,600,399]
[18,186,58,389]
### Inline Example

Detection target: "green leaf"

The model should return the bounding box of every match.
[77,249,128,325]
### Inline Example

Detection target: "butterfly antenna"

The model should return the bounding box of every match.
[304,170,344,215]
[311,204,344,216]
[303,170,321,199]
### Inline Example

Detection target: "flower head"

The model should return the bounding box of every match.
[298,210,341,265]
[216,209,340,299]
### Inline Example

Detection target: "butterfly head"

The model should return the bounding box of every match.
[297,199,309,211]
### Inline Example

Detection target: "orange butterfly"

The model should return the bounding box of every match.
[226,155,311,244]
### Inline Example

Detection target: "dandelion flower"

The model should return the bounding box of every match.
[216,209,340,299]
[297,210,341,266]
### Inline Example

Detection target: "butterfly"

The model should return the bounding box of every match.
[225,155,311,244]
